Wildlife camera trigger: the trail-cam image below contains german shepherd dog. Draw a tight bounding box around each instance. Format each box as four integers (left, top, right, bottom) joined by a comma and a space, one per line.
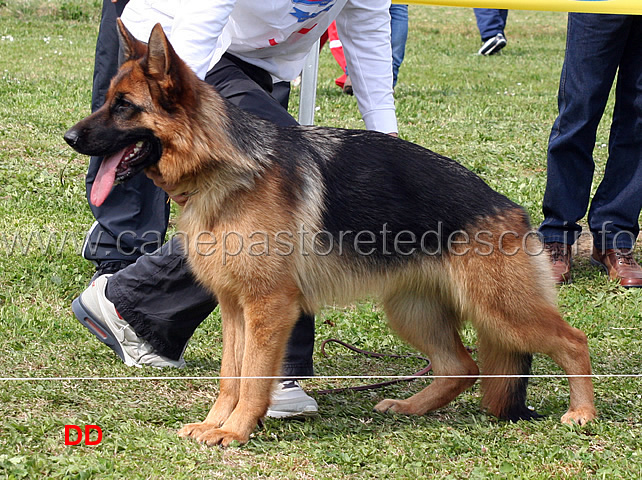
65, 20, 596, 446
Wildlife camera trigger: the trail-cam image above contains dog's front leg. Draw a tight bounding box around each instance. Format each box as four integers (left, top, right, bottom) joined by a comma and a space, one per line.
180, 291, 301, 447
178, 294, 245, 441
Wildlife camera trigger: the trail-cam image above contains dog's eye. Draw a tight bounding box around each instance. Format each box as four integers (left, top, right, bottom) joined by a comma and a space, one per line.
112, 98, 142, 116
115, 99, 134, 112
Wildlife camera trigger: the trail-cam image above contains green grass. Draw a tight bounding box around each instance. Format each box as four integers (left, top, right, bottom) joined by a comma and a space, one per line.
1, 2, 641, 478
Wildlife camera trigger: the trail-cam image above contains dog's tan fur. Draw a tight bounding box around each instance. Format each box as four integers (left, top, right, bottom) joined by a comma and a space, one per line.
66, 21, 596, 447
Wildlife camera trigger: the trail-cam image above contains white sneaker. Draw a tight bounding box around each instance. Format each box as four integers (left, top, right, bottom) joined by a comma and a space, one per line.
72, 274, 185, 368
266, 380, 318, 419
478, 33, 507, 56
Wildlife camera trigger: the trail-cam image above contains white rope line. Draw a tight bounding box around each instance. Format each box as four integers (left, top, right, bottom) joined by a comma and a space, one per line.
0, 374, 641, 381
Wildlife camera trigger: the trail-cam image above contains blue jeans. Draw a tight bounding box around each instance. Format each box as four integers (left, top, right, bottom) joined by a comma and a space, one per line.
539, 13, 642, 250
473, 8, 507, 41
390, 4, 408, 87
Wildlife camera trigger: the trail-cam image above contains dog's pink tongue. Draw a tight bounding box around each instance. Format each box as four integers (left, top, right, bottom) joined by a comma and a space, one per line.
90, 148, 126, 207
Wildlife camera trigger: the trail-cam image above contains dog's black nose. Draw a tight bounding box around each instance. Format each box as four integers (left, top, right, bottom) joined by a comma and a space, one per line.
63, 128, 79, 147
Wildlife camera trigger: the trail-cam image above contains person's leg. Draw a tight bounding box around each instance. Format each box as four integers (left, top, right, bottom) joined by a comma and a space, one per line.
389, 4, 408, 87
90, 0, 127, 114
107, 233, 315, 376
540, 13, 624, 247
589, 15, 642, 251
105, 237, 215, 360
83, 173, 169, 268
587, 15, 642, 287
84, 0, 170, 270
473, 9, 507, 40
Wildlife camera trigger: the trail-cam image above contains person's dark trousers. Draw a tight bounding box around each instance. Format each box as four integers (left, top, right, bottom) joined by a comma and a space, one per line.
84, 0, 170, 265
104, 53, 316, 377
272, 81, 291, 111
90, 0, 128, 114
539, 13, 642, 251
473, 8, 507, 40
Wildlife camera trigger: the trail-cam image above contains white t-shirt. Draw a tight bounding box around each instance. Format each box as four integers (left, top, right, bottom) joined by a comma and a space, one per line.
121, 0, 397, 133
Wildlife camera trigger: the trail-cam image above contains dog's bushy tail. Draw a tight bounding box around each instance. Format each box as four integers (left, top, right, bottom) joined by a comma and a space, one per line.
477, 343, 543, 421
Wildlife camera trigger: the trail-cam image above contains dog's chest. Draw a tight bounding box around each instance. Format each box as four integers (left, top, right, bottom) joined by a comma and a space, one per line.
177, 206, 296, 298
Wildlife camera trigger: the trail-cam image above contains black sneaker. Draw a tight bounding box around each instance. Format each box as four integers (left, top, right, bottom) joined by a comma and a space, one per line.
90, 260, 134, 283
478, 33, 507, 56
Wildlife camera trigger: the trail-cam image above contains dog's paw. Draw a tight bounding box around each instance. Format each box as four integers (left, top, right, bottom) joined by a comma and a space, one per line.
178, 422, 249, 447
561, 406, 597, 426
374, 398, 421, 415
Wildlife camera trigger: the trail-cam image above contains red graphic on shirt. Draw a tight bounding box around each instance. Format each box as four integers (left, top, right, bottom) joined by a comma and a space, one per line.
267, 22, 318, 47
298, 24, 317, 34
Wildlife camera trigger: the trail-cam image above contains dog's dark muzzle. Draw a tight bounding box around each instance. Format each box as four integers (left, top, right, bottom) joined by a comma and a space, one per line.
63, 128, 80, 148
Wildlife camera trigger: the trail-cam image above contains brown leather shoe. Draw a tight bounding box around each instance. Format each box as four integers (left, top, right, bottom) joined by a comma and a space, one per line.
544, 242, 572, 285
591, 247, 642, 287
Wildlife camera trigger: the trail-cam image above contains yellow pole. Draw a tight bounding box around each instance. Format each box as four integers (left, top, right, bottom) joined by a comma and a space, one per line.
394, 0, 642, 15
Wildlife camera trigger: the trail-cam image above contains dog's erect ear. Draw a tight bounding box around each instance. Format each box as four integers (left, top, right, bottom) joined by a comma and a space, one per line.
116, 18, 146, 61
146, 23, 175, 78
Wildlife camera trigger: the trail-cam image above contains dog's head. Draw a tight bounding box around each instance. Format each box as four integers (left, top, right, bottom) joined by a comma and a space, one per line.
64, 19, 200, 207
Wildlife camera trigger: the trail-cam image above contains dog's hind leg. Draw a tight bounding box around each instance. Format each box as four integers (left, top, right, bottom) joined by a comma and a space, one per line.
438, 215, 597, 425
375, 293, 479, 415
458, 240, 596, 425
475, 301, 596, 426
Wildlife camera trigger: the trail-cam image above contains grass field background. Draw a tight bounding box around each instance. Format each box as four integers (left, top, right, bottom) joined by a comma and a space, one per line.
1, 2, 642, 478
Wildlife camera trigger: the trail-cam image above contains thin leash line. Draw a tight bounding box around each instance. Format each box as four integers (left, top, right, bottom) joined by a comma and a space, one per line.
1, 374, 642, 381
